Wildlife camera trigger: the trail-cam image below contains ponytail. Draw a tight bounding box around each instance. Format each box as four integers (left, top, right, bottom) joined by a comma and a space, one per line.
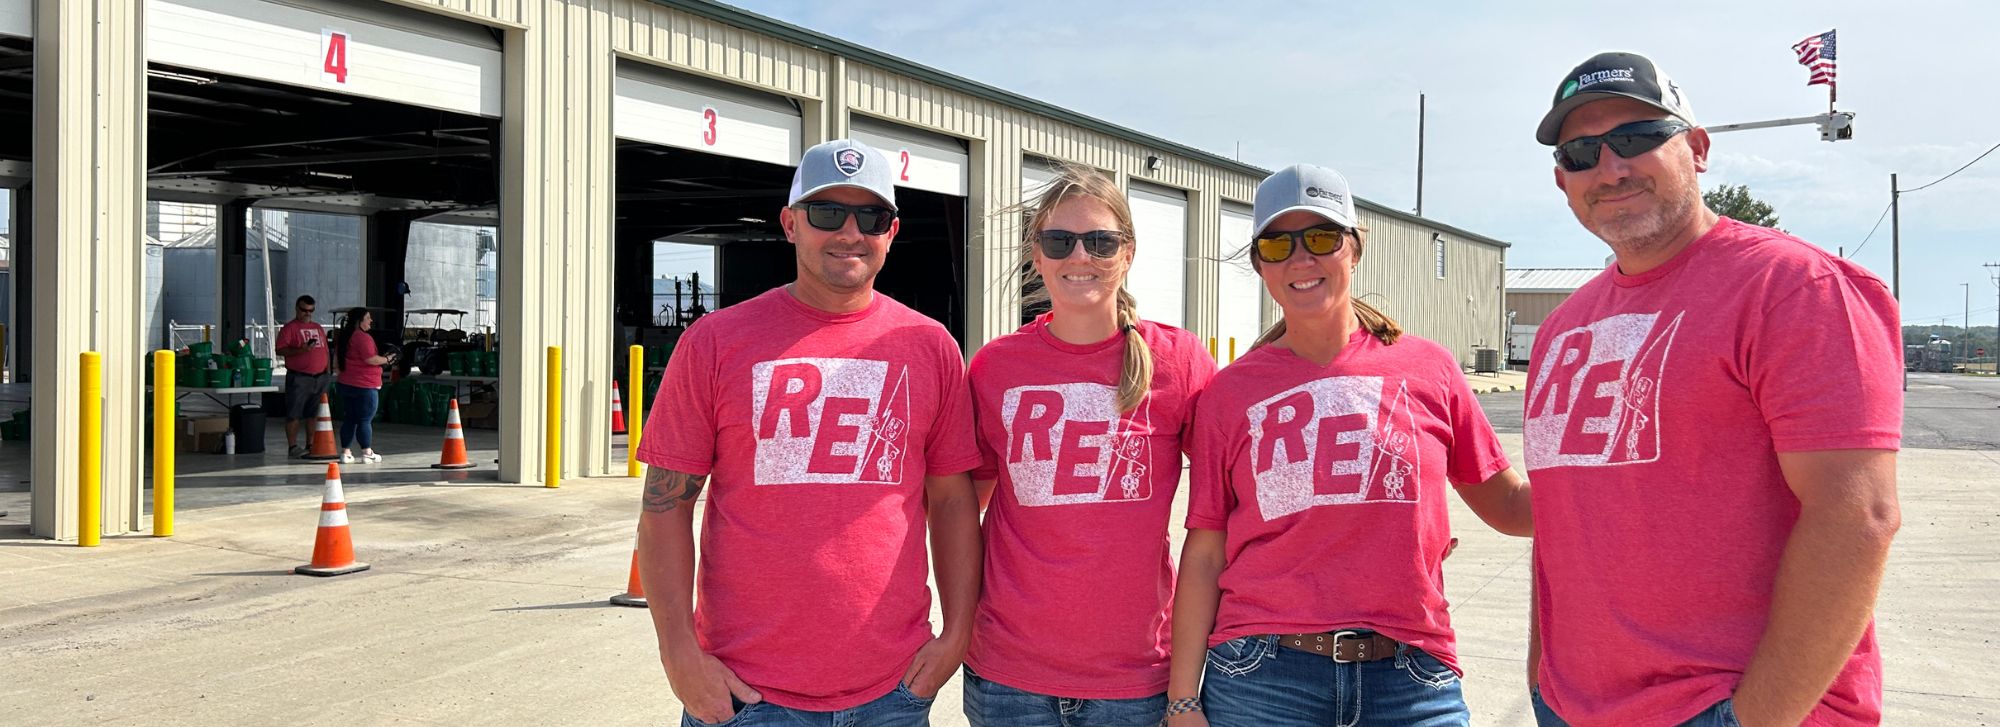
1114, 288, 1154, 414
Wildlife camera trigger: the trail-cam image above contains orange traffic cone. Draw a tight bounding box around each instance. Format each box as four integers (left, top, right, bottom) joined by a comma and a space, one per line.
430, 399, 476, 470
302, 393, 340, 462
609, 547, 647, 607
610, 382, 627, 435
296, 463, 370, 577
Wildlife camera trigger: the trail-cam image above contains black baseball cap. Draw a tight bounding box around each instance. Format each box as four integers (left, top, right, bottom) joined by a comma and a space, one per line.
1536, 51, 1697, 146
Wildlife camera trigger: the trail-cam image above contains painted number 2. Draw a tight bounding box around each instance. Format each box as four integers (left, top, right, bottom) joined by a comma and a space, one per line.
322, 31, 350, 84
701, 107, 718, 146
899, 150, 911, 181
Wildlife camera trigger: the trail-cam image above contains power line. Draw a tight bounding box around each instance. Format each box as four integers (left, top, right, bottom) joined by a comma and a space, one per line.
1901, 140, 2000, 194
1850, 140, 2000, 259
1843, 201, 1894, 259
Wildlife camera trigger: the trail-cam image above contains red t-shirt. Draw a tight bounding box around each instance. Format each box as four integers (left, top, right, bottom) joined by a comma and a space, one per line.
964, 315, 1216, 699
1525, 218, 1901, 727
635, 288, 983, 711
277, 319, 329, 374
1186, 330, 1508, 673
337, 330, 382, 389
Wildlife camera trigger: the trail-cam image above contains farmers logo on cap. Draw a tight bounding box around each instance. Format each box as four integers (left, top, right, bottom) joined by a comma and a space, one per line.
1306, 186, 1345, 203
834, 148, 866, 177
1560, 80, 1580, 99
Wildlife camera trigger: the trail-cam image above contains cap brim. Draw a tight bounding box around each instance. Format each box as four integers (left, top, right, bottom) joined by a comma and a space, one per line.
1254, 205, 1354, 238
1535, 90, 1688, 146
789, 182, 897, 211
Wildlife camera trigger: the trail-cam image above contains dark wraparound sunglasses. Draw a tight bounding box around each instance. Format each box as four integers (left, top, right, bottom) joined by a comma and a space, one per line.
1254, 223, 1351, 264
1554, 119, 1691, 172
792, 201, 897, 235
1036, 229, 1128, 260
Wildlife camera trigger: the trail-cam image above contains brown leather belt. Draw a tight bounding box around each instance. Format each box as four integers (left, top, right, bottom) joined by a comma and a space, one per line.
1275, 631, 1400, 663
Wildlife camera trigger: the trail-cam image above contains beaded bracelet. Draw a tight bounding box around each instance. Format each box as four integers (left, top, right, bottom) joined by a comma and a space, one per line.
1165, 696, 1202, 717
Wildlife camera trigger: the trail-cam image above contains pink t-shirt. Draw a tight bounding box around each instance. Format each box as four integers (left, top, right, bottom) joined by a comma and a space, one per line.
337, 330, 382, 389
964, 315, 1217, 699
1186, 329, 1509, 674
1525, 218, 1901, 727
635, 287, 983, 711
277, 319, 329, 374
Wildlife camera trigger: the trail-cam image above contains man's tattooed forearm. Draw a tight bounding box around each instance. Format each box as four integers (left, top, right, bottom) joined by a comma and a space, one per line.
642, 468, 708, 513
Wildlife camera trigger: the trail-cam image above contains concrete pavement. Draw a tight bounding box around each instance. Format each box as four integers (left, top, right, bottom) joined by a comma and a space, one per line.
4, 439, 1996, 724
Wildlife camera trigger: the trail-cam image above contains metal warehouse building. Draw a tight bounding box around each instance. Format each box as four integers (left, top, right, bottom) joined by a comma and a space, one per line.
0, 0, 1509, 540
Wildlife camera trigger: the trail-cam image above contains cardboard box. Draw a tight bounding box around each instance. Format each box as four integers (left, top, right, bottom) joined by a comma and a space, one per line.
457, 402, 498, 430
180, 415, 230, 453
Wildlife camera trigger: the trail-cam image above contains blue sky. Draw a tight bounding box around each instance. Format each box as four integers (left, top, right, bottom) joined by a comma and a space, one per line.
727, 0, 1999, 327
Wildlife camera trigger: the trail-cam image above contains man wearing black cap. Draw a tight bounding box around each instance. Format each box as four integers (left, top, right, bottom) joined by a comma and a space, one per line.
633, 138, 984, 725
1523, 52, 1902, 727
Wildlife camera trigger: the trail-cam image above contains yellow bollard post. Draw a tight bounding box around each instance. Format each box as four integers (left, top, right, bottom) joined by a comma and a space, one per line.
1208, 337, 1217, 360
1229, 337, 1238, 363
627, 344, 645, 478
545, 346, 561, 489
153, 350, 176, 537
79, 352, 102, 547
203, 325, 211, 343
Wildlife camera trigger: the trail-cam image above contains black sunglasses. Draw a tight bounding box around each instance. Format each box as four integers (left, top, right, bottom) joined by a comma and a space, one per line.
1554, 119, 1691, 172
792, 201, 897, 235
1036, 229, 1128, 260
1254, 223, 1351, 264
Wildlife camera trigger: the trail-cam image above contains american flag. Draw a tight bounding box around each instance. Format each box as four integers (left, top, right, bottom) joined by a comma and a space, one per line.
1793, 30, 1837, 87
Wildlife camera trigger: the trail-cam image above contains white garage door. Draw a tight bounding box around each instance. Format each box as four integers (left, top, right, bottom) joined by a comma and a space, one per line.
615, 64, 802, 167
850, 117, 967, 197
1022, 156, 1059, 209
1126, 182, 1187, 329
0, 0, 28, 39
1216, 202, 1262, 361
147, 0, 502, 117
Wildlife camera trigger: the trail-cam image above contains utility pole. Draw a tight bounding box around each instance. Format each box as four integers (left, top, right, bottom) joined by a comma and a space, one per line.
1416, 93, 1426, 217
1987, 263, 2000, 375
1963, 282, 1972, 365
1893, 174, 1902, 390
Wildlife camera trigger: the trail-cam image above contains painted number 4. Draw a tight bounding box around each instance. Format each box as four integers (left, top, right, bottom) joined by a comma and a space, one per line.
322, 30, 350, 84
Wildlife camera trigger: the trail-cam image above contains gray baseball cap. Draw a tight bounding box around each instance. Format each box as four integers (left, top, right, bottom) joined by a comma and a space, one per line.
1252, 164, 1358, 238
1536, 51, 1697, 146
787, 139, 898, 211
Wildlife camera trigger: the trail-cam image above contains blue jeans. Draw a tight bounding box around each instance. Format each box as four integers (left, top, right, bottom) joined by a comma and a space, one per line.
683, 683, 934, 727
1531, 686, 1740, 727
1200, 634, 1468, 727
961, 665, 1165, 727
337, 383, 378, 449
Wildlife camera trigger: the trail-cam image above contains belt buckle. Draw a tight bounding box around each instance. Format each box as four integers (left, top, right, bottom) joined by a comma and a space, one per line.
1328, 630, 1363, 663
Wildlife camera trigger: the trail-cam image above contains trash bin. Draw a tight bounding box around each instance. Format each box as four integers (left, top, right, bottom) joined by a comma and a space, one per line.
228, 404, 267, 455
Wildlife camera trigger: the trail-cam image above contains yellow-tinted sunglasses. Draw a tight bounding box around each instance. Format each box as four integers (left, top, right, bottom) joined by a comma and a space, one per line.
1255, 223, 1350, 264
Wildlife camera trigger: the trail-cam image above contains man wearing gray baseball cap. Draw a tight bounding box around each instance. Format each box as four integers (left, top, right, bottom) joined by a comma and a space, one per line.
635, 138, 984, 725
1524, 51, 1901, 727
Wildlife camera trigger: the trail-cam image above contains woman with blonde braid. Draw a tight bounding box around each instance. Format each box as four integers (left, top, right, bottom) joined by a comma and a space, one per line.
1166, 164, 1533, 727
961, 165, 1217, 727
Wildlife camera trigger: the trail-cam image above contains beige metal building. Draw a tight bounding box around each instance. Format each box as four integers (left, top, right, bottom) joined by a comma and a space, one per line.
1505, 268, 1601, 363
3, 0, 1509, 540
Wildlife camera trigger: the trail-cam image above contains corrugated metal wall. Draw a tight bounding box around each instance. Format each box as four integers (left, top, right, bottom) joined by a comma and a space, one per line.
1352, 210, 1508, 366
31, 0, 146, 538
1506, 292, 1572, 327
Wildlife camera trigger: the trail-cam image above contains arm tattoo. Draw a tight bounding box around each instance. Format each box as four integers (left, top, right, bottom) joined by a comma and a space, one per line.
642, 468, 708, 513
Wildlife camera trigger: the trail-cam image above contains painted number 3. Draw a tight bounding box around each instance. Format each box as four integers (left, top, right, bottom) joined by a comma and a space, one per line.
323, 32, 349, 84
701, 107, 718, 146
